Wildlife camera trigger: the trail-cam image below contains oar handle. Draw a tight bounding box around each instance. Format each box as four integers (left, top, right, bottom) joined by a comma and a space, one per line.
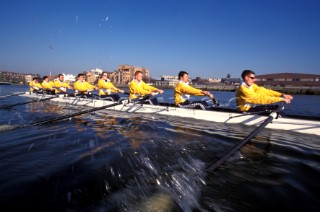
212, 98, 220, 106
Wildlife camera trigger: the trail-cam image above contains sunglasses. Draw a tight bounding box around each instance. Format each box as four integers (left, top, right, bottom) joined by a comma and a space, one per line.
248, 76, 256, 79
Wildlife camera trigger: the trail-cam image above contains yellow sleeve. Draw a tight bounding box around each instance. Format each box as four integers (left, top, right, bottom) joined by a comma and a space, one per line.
54, 80, 60, 88
129, 80, 154, 99
40, 82, 46, 89
85, 82, 95, 90
108, 82, 119, 93
97, 79, 104, 89
141, 82, 158, 93
64, 82, 72, 89
41, 82, 51, 90
236, 84, 283, 111
54, 80, 65, 88
179, 85, 203, 96
29, 82, 36, 92
30, 82, 42, 92
253, 84, 282, 97
49, 81, 55, 87
174, 82, 204, 105
74, 81, 86, 92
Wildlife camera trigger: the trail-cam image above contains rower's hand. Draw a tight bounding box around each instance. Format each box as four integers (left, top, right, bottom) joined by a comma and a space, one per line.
202, 91, 212, 96
283, 98, 291, 104
151, 92, 158, 96
283, 93, 293, 100
157, 89, 164, 94
119, 89, 125, 93
87, 89, 94, 92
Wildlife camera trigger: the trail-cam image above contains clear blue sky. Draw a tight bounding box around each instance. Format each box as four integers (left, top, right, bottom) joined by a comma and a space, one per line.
0, 0, 319, 79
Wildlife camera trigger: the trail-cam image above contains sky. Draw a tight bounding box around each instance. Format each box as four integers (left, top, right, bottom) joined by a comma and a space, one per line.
0, 0, 320, 79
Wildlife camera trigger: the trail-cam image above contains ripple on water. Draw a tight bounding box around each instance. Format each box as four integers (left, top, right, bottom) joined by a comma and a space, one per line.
0, 100, 319, 211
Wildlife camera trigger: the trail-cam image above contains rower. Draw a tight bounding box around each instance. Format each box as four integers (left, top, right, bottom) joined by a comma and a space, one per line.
174, 71, 218, 110
29, 77, 43, 93
54, 74, 73, 96
73, 73, 98, 98
41, 76, 56, 95
129, 70, 164, 105
236, 70, 293, 113
98, 72, 124, 101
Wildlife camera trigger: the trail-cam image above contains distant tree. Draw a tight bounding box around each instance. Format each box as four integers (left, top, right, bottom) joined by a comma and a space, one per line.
227, 74, 231, 79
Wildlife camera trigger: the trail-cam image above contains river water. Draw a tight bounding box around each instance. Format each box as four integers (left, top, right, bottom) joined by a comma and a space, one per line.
0, 85, 319, 211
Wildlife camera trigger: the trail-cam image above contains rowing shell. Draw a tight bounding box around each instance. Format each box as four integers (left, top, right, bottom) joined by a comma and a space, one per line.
19, 92, 320, 136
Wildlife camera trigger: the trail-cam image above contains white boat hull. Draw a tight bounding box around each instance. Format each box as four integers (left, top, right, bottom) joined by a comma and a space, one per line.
20, 93, 320, 136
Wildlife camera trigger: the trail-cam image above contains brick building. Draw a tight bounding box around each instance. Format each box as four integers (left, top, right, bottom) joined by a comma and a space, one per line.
117, 64, 150, 85
255, 73, 320, 86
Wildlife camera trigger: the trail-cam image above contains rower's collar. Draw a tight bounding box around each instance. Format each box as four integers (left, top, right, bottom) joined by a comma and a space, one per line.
180, 80, 189, 86
242, 81, 251, 88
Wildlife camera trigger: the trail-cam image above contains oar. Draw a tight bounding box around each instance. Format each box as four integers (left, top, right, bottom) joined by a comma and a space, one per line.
29, 99, 127, 126
0, 96, 59, 109
0, 92, 25, 99
206, 105, 285, 172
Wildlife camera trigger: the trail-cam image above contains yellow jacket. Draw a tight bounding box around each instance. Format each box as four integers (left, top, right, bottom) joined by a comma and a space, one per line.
98, 79, 120, 95
73, 80, 95, 94
41, 81, 55, 90
129, 79, 158, 99
54, 79, 72, 93
174, 81, 204, 105
29, 81, 42, 92
236, 83, 283, 111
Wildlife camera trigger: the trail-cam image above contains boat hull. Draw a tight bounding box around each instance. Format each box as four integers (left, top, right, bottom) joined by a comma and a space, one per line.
20, 92, 320, 136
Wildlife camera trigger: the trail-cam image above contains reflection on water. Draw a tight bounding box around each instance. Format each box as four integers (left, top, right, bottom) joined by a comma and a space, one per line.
0, 86, 320, 211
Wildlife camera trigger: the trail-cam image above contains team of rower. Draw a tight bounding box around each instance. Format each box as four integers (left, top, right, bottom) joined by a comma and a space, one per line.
29, 70, 294, 112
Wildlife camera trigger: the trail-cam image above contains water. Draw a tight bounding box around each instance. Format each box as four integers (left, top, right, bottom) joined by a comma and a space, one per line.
0, 85, 319, 211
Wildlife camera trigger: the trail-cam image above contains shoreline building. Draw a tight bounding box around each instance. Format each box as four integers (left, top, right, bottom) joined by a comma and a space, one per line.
255, 73, 320, 87
155, 75, 179, 87
117, 64, 150, 85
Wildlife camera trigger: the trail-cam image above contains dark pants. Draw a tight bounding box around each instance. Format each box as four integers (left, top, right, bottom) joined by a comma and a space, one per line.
100, 94, 120, 101
248, 105, 279, 113
43, 90, 56, 95
178, 100, 209, 110
133, 96, 159, 105
75, 93, 94, 98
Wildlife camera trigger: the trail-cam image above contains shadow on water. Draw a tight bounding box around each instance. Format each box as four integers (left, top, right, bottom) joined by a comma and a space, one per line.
0, 99, 319, 211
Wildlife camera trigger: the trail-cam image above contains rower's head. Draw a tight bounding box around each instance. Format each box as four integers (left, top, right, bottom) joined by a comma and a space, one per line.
58, 74, 64, 81
43, 76, 49, 82
32, 77, 38, 82
178, 71, 189, 83
134, 71, 143, 82
242, 70, 256, 86
101, 72, 108, 80
77, 73, 85, 82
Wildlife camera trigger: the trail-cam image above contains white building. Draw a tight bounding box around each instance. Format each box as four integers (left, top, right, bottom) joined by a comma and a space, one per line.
155, 75, 180, 87
160, 75, 178, 81
25, 75, 33, 83
155, 80, 178, 87
89, 68, 103, 77
63, 73, 76, 82
208, 78, 221, 83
